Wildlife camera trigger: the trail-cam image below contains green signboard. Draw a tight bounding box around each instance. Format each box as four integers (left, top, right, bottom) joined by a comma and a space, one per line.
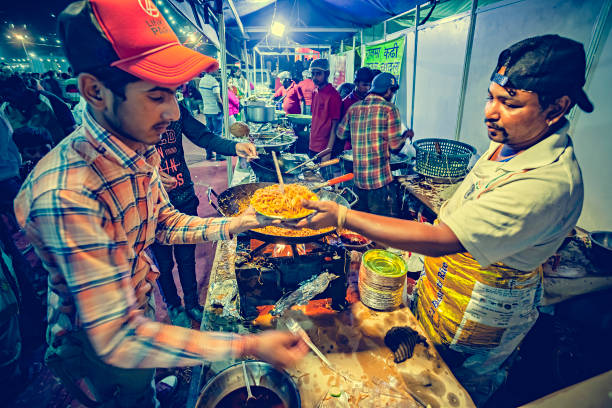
364, 36, 405, 77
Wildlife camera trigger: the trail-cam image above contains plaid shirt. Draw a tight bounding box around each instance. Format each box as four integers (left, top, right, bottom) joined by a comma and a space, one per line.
337, 94, 404, 189
14, 109, 246, 369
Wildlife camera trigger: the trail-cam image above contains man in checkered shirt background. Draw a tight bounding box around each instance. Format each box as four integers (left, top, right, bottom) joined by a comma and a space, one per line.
336, 72, 414, 216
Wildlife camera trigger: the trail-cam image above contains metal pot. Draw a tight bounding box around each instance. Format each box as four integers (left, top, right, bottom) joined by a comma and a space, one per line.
589, 231, 612, 271
245, 104, 276, 123
195, 360, 300, 408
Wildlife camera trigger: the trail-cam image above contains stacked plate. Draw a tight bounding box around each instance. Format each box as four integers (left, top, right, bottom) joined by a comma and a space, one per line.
358, 249, 407, 311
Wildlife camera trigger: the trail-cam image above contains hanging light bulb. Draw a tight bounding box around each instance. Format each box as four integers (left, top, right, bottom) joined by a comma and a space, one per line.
270, 21, 285, 37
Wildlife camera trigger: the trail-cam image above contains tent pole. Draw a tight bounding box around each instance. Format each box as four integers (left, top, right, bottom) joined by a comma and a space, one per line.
217, 8, 233, 186
253, 49, 257, 90
454, 0, 478, 141
243, 40, 250, 97
410, 4, 420, 129
360, 29, 364, 65
260, 53, 264, 85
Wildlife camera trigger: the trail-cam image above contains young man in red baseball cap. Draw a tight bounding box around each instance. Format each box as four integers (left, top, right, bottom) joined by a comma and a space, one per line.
13, 1, 307, 406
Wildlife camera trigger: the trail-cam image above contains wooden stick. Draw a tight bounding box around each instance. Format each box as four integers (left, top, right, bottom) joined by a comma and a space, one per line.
271, 151, 285, 192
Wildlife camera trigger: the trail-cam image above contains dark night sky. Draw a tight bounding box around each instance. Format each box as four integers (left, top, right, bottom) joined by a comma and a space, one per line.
1, 1, 79, 60
1, 1, 190, 63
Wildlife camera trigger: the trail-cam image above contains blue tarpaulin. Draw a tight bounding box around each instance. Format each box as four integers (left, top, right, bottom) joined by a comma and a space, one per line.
224, 0, 425, 46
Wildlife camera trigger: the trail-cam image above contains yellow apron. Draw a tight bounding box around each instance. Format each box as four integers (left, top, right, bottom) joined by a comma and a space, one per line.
415, 251, 542, 356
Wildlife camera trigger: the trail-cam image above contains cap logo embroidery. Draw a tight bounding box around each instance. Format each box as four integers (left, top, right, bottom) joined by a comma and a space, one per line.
491, 72, 508, 87
138, 0, 160, 17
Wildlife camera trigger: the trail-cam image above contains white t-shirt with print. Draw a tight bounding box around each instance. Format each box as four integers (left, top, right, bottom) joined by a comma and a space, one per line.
440, 121, 583, 271
199, 74, 220, 115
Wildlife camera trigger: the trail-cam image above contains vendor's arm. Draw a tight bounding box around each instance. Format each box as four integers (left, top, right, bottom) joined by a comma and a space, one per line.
24, 189, 305, 369
180, 104, 238, 157
273, 87, 285, 101
324, 93, 343, 160
297, 174, 570, 265
156, 176, 270, 244
324, 119, 339, 161
388, 105, 412, 154
295, 200, 464, 257
336, 109, 351, 141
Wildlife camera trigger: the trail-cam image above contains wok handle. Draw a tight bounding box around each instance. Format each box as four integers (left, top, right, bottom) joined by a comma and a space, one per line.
315, 158, 339, 169
327, 173, 354, 186
340, 187, 359, 208
316, 147, 332, 158
311, 173, 354, 191
207, 187, 225, 217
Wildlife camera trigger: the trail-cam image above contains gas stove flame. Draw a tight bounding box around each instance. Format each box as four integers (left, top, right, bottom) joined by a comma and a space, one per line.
271, 244, 307, 257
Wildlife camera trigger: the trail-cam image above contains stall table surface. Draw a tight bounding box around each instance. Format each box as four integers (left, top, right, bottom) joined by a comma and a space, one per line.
191, 239, 475, 408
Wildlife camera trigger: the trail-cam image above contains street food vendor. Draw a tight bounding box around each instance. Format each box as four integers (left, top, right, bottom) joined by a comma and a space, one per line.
336, 72, 413, 217
298, 69, 316, 114
273, 70, 304, 114
309, 58, 343, 163
295, 34, 592, 405
13, 1, 307, 406
273, 71, 290, 100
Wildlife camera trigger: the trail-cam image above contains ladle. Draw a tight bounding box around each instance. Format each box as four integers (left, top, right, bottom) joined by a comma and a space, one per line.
241, 361, 256, 404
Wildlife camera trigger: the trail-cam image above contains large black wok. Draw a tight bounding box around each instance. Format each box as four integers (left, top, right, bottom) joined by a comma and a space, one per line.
249, 153, 306, 183
207, 182, 358, 244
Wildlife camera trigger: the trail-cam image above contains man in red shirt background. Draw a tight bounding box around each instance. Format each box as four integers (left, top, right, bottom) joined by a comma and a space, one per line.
276, 71, 304, 114
272, 71, 290, 100
298, 70, 315, 114
309, 59, 342, 163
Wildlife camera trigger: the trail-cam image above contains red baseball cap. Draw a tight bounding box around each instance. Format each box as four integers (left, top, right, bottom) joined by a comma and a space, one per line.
58, 0, 218, 88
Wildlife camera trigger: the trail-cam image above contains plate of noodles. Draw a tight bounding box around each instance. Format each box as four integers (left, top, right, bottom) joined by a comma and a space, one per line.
250, 183, 318, 221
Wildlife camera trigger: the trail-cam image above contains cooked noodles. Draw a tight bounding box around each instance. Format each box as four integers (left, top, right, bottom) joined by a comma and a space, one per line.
250, 184, 317, 219
254, 225, 334, 237
234, 198, 332, 237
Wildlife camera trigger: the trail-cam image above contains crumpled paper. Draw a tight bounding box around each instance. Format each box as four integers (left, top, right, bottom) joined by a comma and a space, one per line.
209, 279, 241, 318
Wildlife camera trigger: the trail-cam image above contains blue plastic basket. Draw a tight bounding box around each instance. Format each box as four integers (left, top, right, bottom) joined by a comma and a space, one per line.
413, 138, 476, 179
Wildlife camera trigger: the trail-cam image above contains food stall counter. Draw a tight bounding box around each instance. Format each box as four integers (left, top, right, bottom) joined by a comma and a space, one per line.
191, 239, 475, 408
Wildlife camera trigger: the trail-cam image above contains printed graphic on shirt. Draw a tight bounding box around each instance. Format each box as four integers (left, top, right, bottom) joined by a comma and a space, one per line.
156, 129, 185, 187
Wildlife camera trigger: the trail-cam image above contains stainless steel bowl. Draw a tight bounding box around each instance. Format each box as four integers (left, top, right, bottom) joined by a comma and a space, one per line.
195, 360, 300, 408
589, 231, 612, 271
